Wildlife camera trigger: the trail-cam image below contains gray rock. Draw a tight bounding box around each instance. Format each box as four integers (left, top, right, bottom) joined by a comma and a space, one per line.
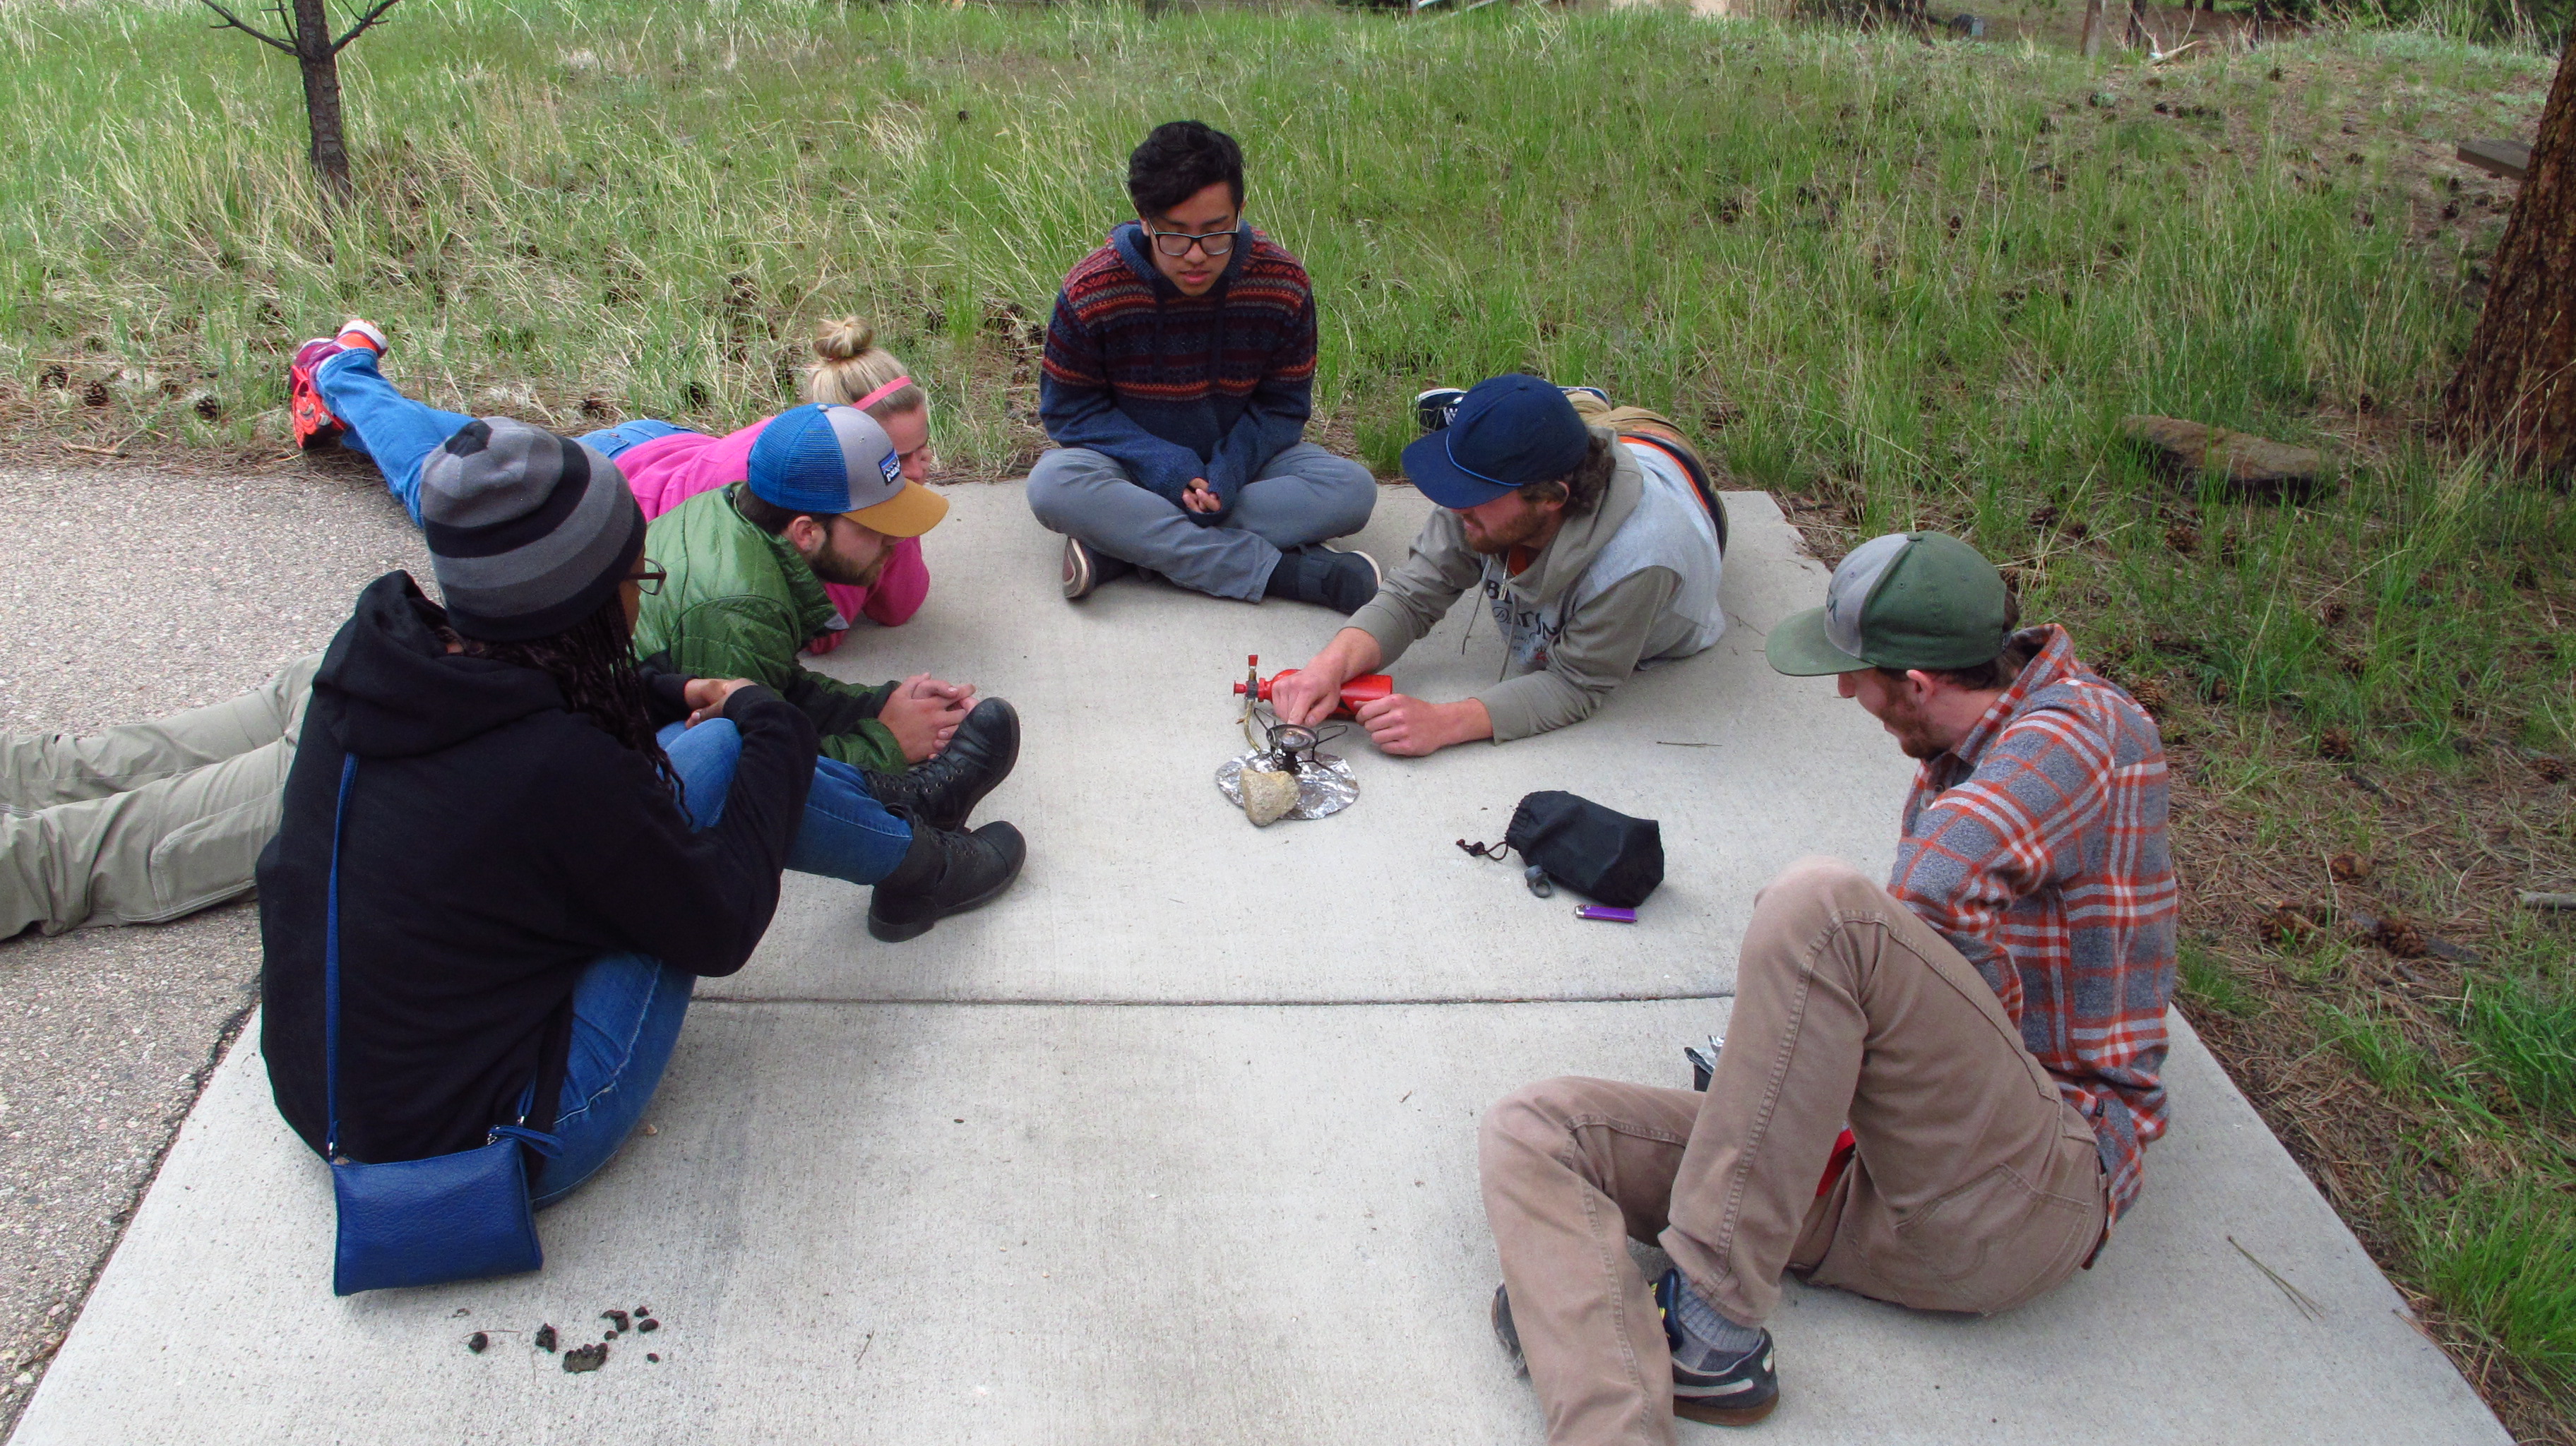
2121, 414, 2327, 501
1239, 767, 1299, 827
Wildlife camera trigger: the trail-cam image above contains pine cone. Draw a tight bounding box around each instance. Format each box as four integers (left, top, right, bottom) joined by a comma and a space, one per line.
2371, 913, 2428, 959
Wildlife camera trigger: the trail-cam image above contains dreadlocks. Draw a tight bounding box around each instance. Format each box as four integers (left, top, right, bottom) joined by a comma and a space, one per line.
439, 592, 681, 804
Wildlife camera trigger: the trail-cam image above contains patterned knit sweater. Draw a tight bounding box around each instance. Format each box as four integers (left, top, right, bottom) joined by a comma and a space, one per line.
1038, 221, 1319, 518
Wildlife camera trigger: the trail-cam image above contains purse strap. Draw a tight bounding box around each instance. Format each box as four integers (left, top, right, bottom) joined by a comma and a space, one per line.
323, 753, 558, 1163
323, 754, 356, 1160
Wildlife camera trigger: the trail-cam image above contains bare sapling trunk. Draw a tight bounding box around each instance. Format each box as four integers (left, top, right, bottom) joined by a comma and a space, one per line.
2442, 32, 2576, 479
198, 0, 402, 204
2080, 0, 2106, 57
294, 0, 352, 201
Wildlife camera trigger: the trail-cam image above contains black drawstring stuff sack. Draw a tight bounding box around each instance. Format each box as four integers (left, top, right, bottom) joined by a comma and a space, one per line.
1460, 791, 1665, 908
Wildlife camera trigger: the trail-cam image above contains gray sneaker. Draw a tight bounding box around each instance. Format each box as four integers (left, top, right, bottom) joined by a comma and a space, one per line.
1061, 536, 1133, 601
1657, 1268, 1780, 1426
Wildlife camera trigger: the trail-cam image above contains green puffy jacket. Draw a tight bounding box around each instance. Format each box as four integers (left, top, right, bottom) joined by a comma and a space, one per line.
633, 484, 906, 772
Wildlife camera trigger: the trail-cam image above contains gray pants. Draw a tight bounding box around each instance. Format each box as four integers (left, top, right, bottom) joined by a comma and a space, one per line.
1025, 443, 1377, 602
1, 654, 318, 938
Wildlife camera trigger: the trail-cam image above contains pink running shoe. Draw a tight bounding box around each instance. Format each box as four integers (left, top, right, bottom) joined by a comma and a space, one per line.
286, 319, 386, 451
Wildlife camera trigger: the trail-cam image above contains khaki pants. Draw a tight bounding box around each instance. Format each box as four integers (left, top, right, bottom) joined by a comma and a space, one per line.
1479, 858, 2107, 1446
0, 654, 319, 938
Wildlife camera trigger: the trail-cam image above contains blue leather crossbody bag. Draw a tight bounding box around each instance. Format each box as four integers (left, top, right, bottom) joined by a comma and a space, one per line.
323, 754, 561, 1296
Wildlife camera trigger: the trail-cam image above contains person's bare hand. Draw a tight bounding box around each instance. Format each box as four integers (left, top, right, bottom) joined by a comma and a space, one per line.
879, 671, 972, 763
682, 677, 760, 727
911, 676, 978, 710
1269, 667, 1343, 727
1355, 693, 1460, 758
1181, 478, 1220, 514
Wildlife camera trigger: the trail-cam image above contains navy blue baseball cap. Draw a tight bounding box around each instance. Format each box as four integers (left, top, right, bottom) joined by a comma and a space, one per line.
745, 403, 947, 537
1401, 374, 1591, 510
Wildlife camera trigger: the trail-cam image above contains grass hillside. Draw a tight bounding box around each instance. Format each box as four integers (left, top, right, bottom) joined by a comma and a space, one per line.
0, 0, 2568, 1435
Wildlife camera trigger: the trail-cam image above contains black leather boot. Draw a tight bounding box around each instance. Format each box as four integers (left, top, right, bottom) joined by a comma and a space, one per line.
861, 698, 1020, 832
866, 818, 1027, 943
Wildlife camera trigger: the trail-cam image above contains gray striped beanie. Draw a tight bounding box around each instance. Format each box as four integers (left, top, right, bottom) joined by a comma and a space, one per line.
418, 418, 646, 642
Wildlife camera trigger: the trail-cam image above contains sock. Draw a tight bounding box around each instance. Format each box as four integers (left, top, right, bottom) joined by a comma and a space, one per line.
1666, 1272, 1765, 1366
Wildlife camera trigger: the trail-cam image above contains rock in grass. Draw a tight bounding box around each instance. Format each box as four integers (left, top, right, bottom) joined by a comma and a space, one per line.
1241, 767, 1299, 827
2121, 415, 2325, 501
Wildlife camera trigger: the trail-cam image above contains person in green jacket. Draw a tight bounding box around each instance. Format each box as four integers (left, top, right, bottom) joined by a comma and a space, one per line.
636, 402, 1027, 940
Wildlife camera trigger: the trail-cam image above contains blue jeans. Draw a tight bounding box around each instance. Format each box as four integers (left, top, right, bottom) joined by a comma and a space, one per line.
655, 719, 914, 885
525, 719, 913, 1205
578, 419, 696, 458
527, 948, 695, 1207
313, 349, 472, 526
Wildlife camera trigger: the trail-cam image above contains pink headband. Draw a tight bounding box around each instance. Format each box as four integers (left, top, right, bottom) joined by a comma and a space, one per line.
851, 375, 917, 412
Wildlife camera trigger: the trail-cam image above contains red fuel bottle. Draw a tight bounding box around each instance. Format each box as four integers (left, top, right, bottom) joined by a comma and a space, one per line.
1232, 656, 1393, 719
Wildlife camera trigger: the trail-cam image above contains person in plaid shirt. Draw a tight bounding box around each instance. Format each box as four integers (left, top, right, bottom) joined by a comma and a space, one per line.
1478, 531, 2174, 1443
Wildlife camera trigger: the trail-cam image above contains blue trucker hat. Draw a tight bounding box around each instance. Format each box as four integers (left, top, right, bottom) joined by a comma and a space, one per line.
1401, 374, 1592, 509
745, 403, 947, 537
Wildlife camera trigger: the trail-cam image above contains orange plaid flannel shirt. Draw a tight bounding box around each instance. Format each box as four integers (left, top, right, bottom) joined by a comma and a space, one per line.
1886, 626, 2178, 1217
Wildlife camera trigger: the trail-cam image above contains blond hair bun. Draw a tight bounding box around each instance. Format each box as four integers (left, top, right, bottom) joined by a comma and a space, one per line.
815, 318, 876, 362
805, 313, 926, 414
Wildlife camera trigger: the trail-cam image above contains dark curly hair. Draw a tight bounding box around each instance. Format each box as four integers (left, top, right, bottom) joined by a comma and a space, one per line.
1127, 120, 1244, 218
439, 592, 681, 804
1515, 431, 1618, 518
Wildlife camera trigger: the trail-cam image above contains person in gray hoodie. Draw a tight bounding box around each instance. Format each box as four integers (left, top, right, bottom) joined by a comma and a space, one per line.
1271, 375, 1726, 754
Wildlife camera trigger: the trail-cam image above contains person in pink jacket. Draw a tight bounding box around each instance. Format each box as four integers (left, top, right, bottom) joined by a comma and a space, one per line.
581, 319, 937, 655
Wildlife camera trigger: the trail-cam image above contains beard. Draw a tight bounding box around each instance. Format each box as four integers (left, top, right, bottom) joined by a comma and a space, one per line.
1461, 503, 1553, 557
810, 549, 887, 589
1874, 693, 1950, 760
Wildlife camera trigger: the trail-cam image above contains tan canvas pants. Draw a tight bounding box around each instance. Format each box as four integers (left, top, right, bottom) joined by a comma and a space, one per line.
0, 653, 320, 938
1479, 858, 2108, 1446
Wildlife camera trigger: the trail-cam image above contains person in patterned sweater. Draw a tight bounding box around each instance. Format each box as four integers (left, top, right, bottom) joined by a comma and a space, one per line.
1030, 120, 1381, 610
1478, 532, 2176, 1442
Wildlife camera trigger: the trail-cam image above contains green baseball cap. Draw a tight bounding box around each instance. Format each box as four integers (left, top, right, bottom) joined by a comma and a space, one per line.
1766, 531, 2011, 676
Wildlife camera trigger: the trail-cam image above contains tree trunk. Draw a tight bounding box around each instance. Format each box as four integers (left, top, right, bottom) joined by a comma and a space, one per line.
292, 0, 353, 202
2080, 0, 2106, 56
2443, 32, 2576, 478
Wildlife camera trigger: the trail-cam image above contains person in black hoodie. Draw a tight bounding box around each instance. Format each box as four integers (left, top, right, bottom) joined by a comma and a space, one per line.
260, 418, 816, 1199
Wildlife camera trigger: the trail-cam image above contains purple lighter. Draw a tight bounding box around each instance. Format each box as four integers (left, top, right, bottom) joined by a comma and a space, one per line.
1574, 906, 1638, 924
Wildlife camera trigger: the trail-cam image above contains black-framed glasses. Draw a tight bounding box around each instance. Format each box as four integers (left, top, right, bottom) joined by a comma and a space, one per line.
1146, 221, 1238, 258
632, 560, 668, 596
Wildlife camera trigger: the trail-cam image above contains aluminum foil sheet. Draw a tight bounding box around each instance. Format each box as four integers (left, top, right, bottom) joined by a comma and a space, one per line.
1215, 749, 1358, 820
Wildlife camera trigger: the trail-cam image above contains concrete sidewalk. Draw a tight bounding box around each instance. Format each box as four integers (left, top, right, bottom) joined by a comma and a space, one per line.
8, 485, 2509, 1445
741, 485, 1914, 1005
